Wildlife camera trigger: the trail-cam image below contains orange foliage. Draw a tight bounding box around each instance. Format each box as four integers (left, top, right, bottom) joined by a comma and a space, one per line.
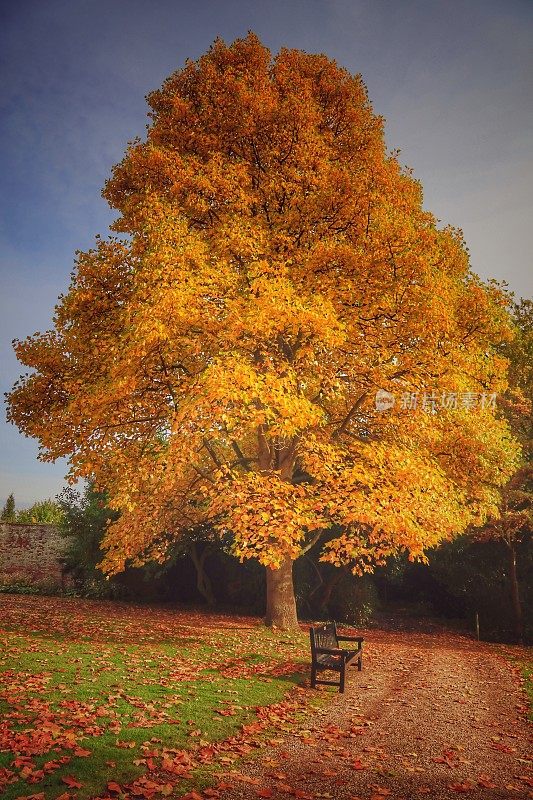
7, 34, 519, 577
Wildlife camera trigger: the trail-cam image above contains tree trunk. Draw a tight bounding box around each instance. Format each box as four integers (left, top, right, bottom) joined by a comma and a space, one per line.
508, 543, 524, 644
188, 542, 216, 606
265, 556, 298, 630
318, 567, 345, 614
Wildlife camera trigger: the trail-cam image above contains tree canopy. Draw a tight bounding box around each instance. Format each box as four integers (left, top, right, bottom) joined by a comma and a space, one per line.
7, 34, 519, 627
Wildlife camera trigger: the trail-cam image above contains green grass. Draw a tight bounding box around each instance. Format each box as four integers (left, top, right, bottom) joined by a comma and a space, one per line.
521, 662, 533, 721
0, 594, 310, 799
500, 644, 533, 723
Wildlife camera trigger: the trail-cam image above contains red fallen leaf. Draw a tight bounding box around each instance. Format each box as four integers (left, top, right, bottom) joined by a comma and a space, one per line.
107, 782, 122, 794
160, 786, 173, 797
203, 791, 220, 798
20, 766, 34, 779
41, 722, 62, 737
178, 793, 203, 800
256, 790, 273, 798
448, 781, 475, 793
116, 740, 136, 748
61, 776, 83, 789
43, 761, 61, 772
477, 777, 496, 789
235, 774, 260, 785
13, 757, 33, 768
13, 794, 45, 800
105, 760, 117, 767
55, 794, 72, 800
352, 760, 366, 770
274, 784, 294, 794
433, 751, 456, 768
73, 747, 91, 757
491, 743, 516, 753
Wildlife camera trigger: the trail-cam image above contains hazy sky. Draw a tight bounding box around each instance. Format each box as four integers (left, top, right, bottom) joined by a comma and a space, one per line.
1, 0, 532, 507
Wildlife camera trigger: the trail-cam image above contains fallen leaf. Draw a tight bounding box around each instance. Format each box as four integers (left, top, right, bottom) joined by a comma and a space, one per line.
448, 781, 475, 793
61, 776, 83, 789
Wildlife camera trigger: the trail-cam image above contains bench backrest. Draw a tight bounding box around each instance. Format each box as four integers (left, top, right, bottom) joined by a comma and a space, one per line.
310, 622, 338, 654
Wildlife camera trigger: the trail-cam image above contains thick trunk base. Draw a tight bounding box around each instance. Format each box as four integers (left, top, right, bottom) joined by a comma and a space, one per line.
265, 556, 298, 630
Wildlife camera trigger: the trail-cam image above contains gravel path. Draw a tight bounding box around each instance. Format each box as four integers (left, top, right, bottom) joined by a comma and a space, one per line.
215, 629, 532, 800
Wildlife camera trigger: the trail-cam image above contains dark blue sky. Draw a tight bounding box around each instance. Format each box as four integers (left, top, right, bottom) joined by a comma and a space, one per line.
1, 0, 532, 506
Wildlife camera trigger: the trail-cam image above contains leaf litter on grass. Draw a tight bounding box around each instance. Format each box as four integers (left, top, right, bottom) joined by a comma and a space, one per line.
0, 594, 312, 800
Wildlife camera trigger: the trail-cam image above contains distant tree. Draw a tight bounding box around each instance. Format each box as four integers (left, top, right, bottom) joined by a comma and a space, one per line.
1, 493, 15, 521
58, 483, 118, 581
16, 499, 64, 525
472, 298, 533, 642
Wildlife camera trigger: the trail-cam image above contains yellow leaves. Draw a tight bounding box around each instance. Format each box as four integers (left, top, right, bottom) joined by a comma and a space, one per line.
208, 471, 326, 567
183, 353, 325, 439
224, 274, 346, 353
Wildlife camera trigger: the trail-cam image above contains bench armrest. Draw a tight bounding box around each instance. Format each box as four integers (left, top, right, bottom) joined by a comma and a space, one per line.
337, 635, 364, 644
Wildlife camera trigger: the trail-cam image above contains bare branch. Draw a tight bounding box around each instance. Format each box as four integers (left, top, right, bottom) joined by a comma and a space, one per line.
300, 530, 323, 555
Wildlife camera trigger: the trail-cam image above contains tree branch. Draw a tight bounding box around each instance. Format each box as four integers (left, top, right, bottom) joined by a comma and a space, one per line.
333, 391, 368, 438
202, 437, 223, 469
300, 530, 323, 555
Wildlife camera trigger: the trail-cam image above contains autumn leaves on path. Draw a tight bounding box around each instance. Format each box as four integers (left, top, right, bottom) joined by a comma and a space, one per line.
215, 631, 532, 800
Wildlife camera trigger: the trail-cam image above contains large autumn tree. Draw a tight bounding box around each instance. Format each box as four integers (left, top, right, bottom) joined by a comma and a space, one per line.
8, 34, 518, 628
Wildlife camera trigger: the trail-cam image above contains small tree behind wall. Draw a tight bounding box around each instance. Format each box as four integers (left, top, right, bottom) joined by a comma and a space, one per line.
1, 494, 16, 522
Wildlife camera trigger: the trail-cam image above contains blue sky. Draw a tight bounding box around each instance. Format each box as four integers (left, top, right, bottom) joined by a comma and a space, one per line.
1, 0, 532, 507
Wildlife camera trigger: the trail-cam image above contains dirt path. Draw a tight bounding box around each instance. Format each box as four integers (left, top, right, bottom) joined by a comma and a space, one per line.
215, 629, 532, 800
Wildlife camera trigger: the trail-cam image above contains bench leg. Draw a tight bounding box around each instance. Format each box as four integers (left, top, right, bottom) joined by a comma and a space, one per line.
311, 665, 317, 689
358, 654, 362, 671
339, 664, 346, 693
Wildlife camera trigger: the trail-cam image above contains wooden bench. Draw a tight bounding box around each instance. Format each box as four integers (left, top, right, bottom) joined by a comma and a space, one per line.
309, 621, 364, 693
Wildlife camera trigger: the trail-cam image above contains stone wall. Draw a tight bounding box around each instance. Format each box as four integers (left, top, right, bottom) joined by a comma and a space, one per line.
0, 523, 69, 586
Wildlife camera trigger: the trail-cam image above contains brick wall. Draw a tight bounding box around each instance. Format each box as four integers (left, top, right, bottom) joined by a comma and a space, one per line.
0, 523, 69, 586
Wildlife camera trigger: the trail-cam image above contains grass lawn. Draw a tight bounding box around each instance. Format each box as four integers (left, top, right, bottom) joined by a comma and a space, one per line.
0, 594, 311, 800
519, 660, 533, 721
